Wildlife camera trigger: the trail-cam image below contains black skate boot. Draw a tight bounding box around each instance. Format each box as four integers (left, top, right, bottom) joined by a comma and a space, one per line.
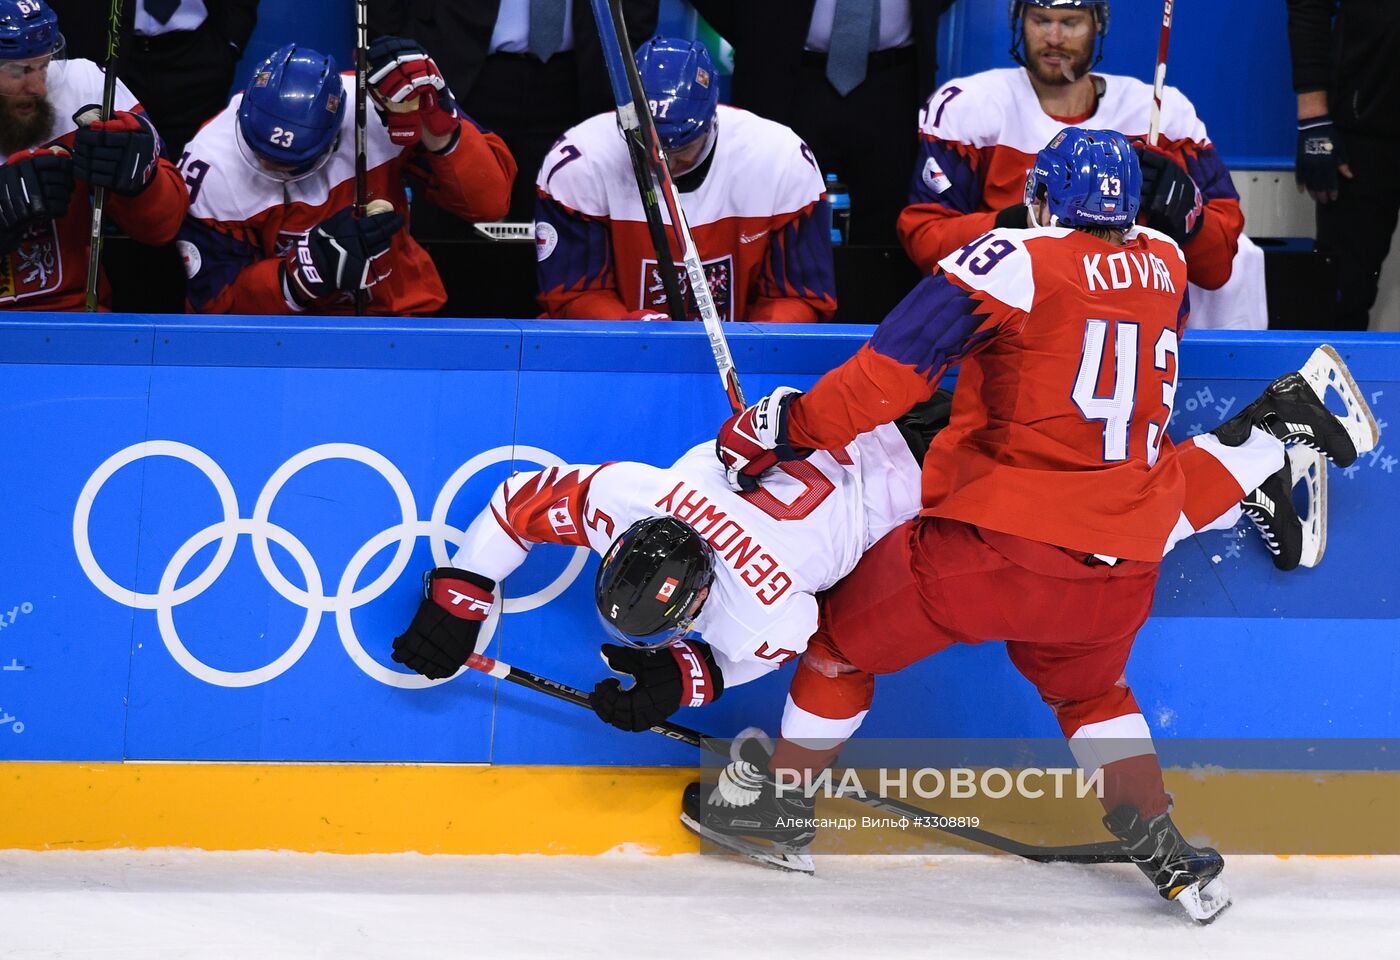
681, 755, 817, 875
1103, 805, 1232, 923
1213, 345, 1378, 468
1241, 459, 1305, 571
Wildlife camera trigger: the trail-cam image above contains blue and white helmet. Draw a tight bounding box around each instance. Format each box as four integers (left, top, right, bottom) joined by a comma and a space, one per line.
0, 0, 66, 92
236, 44, 344, 181
1009, 0, 1110, 68
635, 37, 718, 150
1024, 127, 1140, 229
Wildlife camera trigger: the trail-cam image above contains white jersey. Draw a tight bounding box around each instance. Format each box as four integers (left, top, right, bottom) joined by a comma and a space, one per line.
904, 66, 1264, 329
534, 105, 836, 322
451, 425, 921, 686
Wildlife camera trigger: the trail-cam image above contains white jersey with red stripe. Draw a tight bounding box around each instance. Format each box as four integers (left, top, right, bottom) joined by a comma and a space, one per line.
906, 67, 1264, 329
451, 424, 921, 686
534, 105, 836, 323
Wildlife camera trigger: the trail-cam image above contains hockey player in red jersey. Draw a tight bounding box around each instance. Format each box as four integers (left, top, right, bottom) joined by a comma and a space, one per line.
0, 0, 188, 310
901, 0, 1264, 329
175, 40, 515, 315
533, 37, 836, 323
707, 128, 1378, 921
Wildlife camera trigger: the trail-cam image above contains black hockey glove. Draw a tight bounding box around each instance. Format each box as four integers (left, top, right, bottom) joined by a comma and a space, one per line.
994, 203, 1031, 229
1296, 114, 1347, 202
73, 105, 161, 195
1134, 144, 1204, 245
391, 568, 496, 680
283, 203, 404, 305
591, 639, 724, 733
0, 147, 74, 233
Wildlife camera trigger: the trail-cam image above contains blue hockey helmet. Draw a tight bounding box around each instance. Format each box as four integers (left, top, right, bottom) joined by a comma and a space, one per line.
236, 43, 344, 180
0, 0, 65, 93
635, 37, 718, 150
1009, 0, 1110, 69
0, 0, 60, 60
1024, 127, 1140, 229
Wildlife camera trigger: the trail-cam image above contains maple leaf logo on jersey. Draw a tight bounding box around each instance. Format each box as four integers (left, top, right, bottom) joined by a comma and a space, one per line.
548, 498, 577, 536
655, 577, 679, 602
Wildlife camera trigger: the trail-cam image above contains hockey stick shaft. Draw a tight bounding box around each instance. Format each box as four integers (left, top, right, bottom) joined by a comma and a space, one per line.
586, 0, 687, 327
462, 651, 1130, 863
589, 0, 747, 414
1147, 0, 1175, 146
353, 0, 369, 316
84, 0, 124, 313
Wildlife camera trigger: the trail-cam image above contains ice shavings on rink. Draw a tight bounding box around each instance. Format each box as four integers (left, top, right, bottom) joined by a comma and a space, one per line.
0, 850, 1397, 960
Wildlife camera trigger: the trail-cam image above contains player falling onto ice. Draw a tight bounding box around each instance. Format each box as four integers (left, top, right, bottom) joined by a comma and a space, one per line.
702, 128, 1377, 921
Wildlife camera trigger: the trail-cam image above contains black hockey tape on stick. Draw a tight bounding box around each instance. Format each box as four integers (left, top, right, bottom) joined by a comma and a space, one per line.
353, 0, 369, 316
85, 0, 125, 312
462, 651, 1131, 863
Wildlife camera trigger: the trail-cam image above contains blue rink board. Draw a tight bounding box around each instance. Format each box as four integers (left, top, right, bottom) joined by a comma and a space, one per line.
0, 316, 1396, 765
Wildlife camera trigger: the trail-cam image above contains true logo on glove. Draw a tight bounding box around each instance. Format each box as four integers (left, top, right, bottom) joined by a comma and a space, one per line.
445, 588, 492, 616
674, 641, 711, 708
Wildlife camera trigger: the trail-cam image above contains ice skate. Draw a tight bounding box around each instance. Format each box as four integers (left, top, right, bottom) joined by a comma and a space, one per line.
1103, 805, 1232, 923
1241, 446, 1327, 570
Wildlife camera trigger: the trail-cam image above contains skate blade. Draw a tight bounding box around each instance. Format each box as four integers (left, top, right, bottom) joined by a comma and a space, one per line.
1173, 875, 1232, 924
1288, 446, 1327, 568
679, 813, 815, 875
1303, 345, 1381, 456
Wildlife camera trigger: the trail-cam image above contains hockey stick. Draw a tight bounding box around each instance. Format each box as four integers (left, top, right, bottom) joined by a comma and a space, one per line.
585, 0, 687, 330
84, 0, 124, 312
1147, 0, 1175, 146
463, 651, 1131, 863
588, 0, 747, 414
353, 0, 369, 316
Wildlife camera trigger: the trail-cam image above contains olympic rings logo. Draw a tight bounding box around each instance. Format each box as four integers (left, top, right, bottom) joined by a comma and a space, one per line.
72, 441, 589, 690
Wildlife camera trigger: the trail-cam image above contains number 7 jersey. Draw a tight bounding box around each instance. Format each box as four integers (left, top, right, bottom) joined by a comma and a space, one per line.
787, 224, 1191, 562
449, 426, 922, 687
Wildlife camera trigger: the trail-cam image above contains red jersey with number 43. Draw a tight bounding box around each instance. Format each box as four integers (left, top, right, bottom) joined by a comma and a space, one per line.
788, 224, 1190, 562
449, 426, 920, 687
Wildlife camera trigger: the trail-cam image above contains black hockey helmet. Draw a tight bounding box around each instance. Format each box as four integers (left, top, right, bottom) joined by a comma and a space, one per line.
595, 516, 716, 648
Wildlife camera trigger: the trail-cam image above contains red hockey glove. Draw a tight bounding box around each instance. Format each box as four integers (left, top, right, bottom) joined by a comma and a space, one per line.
73, 106, 161, 195
623, 309, 671, 321
714, 386, 810, 492
391, 567, 496, 680
366, 36, 458, 147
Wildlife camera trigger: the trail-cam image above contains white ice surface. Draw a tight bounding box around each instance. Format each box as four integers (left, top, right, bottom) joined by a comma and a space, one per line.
0, 850, 1397, 959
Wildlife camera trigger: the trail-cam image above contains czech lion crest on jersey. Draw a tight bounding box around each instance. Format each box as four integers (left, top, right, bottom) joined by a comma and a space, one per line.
640, 254, 733, 322
0, 223, 62, 304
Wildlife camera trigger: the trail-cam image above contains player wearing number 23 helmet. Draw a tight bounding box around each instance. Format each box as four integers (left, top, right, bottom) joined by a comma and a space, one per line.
175, 39, 515, 316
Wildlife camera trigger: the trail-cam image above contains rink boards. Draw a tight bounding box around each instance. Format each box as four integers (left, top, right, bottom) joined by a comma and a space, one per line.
0, 317, 1396, 852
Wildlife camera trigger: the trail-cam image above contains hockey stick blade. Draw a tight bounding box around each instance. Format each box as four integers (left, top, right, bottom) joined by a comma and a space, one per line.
460, 652, 1130, 863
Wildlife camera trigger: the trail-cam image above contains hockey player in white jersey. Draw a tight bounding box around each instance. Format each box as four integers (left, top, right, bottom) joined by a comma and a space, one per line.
901, 0, 1266, 330
391, 414, 927, 729
534, 37, 837, 324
